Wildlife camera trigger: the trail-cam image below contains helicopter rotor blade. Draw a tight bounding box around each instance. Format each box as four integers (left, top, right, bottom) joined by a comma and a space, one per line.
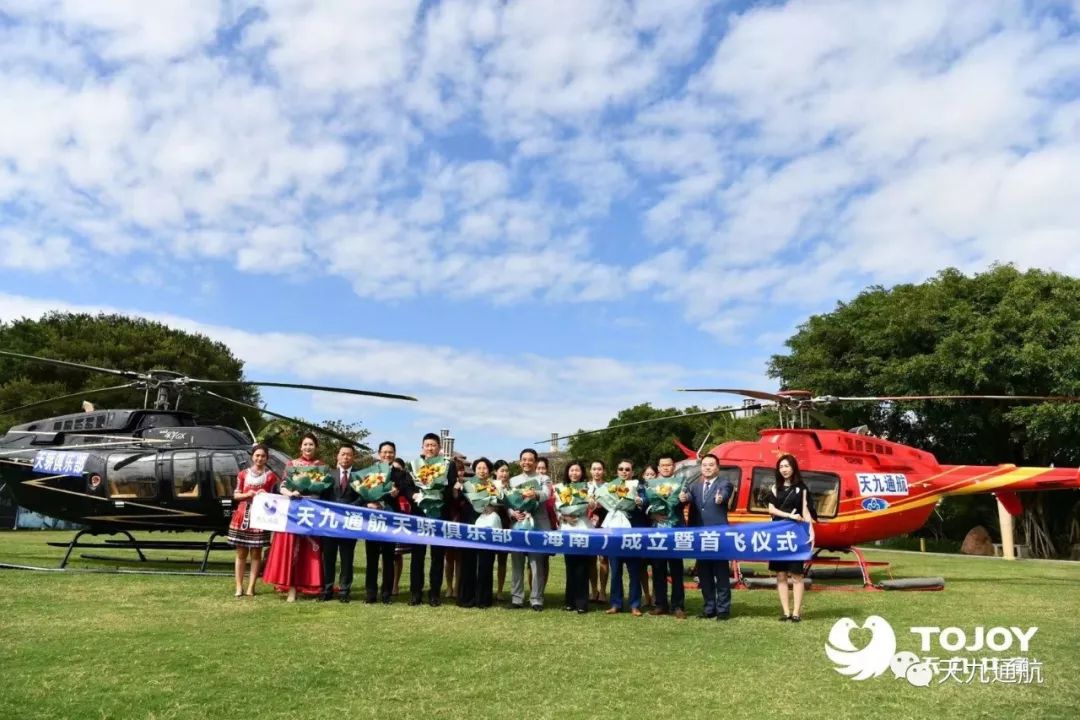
676, 388, 791, 404
540, 405, 763, 445
0, 350, 143, 380
187, 379, 417, 402
0, 382, 141, 417
193, 388, 369, 449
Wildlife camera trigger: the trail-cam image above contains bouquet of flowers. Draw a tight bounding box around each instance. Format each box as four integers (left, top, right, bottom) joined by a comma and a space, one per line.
506, 479, 541, 530
464, 476, 502, 514
350, 463, 396, 508
412, 457, 449, 518
645, 477, 685, 527
594, 479, 638, 528
554, 482, 590, 520
283, 464, 333, 494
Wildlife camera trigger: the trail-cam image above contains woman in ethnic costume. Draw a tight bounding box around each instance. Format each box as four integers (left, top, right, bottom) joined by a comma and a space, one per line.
227, 444, 279, 597
262, 433, 325, 602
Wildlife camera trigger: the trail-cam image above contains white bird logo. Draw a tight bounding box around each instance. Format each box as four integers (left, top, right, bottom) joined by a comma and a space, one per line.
825, 615, 897, 680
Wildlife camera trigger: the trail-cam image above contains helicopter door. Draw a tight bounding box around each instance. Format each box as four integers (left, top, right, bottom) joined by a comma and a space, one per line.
160, 450, 202, 516
104, 452, 159, 516
210, 452, 242, 521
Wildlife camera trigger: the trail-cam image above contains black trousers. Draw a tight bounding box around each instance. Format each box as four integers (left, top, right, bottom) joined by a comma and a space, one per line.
321, 537, 356, 596
651, 558, 685, 611
564, 554, 589, 612
410, 544, 445, 602
698, 559, 731, 616
457, 548, 478, 607
476, 550, 495, 608
364, 540, 394, 601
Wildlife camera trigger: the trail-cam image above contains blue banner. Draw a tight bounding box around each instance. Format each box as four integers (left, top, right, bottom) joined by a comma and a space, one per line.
32, 450, 89, 476
250, 496, 812, 561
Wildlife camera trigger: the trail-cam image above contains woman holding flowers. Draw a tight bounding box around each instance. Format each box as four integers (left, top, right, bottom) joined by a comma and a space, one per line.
263, 433, 328, 602
492, 460, 512, 600
555, 461, 591, 613
585, 460, 609, 605
227, 444, 279, 597
460, 457, 502, 608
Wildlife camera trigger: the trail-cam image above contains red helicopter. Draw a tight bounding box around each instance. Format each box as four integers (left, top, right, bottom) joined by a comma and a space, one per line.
557, 388, 1080, 590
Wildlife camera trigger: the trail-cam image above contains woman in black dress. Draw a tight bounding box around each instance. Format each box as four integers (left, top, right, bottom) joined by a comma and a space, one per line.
767, 453, 816, 622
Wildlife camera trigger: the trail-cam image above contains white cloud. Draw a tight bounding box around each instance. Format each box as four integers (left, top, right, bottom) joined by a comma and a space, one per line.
1, 0, 1080, 341
0, 232, 77, 271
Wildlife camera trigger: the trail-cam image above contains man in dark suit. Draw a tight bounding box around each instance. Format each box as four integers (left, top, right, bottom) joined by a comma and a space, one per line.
362, 441, 412, 604
649, 456, 687, 619
409, 432, 458, 607
680, 453, 734, 620
320, 443, 359, 602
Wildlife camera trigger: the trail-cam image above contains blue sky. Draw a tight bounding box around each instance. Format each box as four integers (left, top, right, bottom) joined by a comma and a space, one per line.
2, 1, 1080, 460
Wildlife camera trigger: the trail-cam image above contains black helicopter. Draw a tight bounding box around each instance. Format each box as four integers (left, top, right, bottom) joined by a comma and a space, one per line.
0, 350, 416, 566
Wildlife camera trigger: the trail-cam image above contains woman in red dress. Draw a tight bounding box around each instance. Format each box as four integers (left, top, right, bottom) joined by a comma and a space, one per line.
227, 444, 279, 597
262, 433, 325, 602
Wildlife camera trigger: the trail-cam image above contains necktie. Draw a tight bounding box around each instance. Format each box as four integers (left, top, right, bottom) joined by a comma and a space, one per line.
704, 479, 711, 503
339, 469, 347, 492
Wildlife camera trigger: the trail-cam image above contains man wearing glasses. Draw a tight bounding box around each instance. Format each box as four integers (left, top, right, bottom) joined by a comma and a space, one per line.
605, 460, 648, 616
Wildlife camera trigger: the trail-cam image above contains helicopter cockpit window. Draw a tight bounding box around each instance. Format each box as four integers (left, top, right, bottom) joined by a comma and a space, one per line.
211, 453, 240, 498
106, 454, 158, 499
172, 451, 199, 498
749, 468, 839, 519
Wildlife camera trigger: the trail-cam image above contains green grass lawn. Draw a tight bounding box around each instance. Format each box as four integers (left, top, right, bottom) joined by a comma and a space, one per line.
1, 531, 1077, 720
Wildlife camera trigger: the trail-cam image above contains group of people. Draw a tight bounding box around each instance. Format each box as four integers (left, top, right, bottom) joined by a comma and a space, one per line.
226, 432, 817, 622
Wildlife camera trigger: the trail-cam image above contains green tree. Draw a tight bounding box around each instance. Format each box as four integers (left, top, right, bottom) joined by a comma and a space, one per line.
258, 418, 372, 466
568, 404, 746, 472
769, 265, 1080, 556
0, 313, 262, 431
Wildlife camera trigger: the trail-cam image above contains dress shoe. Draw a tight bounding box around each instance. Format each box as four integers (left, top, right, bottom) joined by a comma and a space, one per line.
508, 602, 524, 610
604, 607, 620, 615
381, 597, 393, 605
674, 609, 687, 620
779, 615, 791, 622
338, 594, 351, 603
648, 607, 669, 617
791, 615, 802, 623
563, 605, 575, 612
716, 613, 731, 621
429, 597, 441, 607
531, 605, 543, 612
317, 593, 332, 602
697, 611, 716, 619
408, 597, 422, 606
631, 608, 643, 617
576, 608, 587, 615
364, 596, 377, 604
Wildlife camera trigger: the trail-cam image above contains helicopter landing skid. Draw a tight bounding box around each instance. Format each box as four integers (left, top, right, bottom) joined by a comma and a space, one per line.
807, 546, 887, 590
58, 528, 147, 569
